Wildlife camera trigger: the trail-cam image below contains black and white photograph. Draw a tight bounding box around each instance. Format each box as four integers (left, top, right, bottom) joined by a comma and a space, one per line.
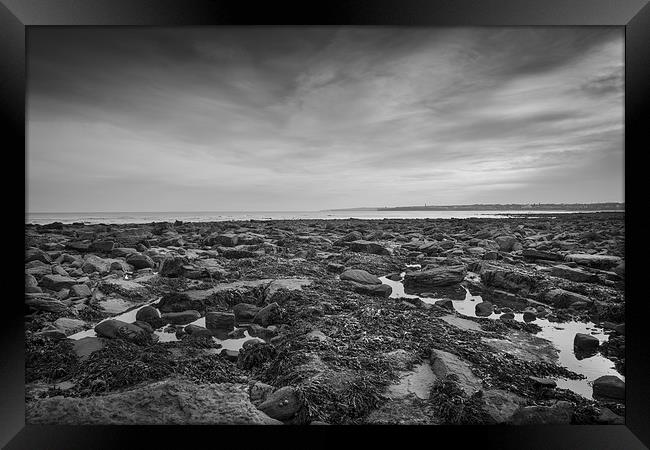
24, 26, 627, 426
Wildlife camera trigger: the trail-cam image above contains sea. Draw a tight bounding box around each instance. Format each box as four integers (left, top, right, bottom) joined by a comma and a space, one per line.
25, 210, 623, 225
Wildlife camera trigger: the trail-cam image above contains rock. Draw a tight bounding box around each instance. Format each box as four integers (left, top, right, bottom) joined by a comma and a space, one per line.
25, 296, 67, 313
500, 312, 515, 320
253, 302, 281, 326
480, 267, 537, 294
65, 241, 91, 252
494, 235, 519, 252
257, 386, 301, 421
90, 241, 115, 252
523, 311, 536, 322
550, 265, 599, 283
26, 379, 282, 425
347, 281, 392, 298
204, 233, 239, 247
70, 337, 104, 360
40, 274, 77, 291
132, 320, 153, 333
326, 263, 345, 273
53, 318, 86, 335
430, 348, 482, 395
81, 255, 112, 274
434, 299, 454, 311
614, 323, 625, 335
232, 303, 261, 324
613, 261, 625, 278
249, 382, 275, 407
126, 253, 155, 270
542, 288, 591, 308
346, 240, 390, 256
339, 269, 382, 285
573, 333, 599, 352
529, 376, 557, 388
26, 248, 52, 264
161, 310, 201, 325
94, 319, 148, 342
522, 249, 562, 261
595, 407, 625, 424
403, 265, 467, 288
205, 312, 235, 332
112, 247, 139, 258
99, 279, 149, 299
482, 389, 526, 424
218, 246, 261, 259
475, 301, 494, 317
70, 284, 92, 298
25, 274, 38, 288
593, 375, 625, 401
159, 256, 190, 277
565, 254, 622, 269
34, 329, 67, 340
184, 324, 212, 337
510, 401, 573, 425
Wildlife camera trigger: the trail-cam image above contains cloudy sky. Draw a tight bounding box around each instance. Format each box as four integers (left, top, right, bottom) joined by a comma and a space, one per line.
27, 27, 623, 212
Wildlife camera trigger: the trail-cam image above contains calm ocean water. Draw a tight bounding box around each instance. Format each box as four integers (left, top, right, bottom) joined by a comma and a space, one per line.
25, 210, 621, 225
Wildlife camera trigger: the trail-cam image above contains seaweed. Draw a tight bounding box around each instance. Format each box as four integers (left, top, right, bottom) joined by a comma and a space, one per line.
25, 335, 79, 383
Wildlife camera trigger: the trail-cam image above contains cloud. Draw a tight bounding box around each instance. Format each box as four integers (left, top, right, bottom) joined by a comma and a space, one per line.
27, 27, 624, 211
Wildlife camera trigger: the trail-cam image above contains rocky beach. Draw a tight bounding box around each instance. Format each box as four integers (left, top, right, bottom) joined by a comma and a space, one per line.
24, 212, 625, 425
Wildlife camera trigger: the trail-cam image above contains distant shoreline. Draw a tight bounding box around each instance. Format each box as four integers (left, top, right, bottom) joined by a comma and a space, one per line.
331, 203, 624, 212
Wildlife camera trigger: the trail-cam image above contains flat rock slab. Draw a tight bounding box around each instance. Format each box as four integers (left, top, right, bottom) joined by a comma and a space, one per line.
481, 331, 558, 364
99, 279, 150, 299
70, 337, 105, 361
439, 315, 483, 332
97, 297, 138, 315
26, 379, 282, 425
565, 254, 622, 269
430, 348, 482, 395
388, 362, 436, 400
339, 269, 381, 285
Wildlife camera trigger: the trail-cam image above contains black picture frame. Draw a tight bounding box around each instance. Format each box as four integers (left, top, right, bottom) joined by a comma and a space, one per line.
2, 0, 649, 448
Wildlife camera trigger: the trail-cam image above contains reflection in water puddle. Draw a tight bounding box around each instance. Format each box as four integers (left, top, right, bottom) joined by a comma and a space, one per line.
68, 299, 253, 353
380, 270, 624, 400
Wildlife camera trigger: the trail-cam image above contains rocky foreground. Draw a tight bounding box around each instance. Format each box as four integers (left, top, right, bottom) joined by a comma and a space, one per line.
24, 213, 625, 425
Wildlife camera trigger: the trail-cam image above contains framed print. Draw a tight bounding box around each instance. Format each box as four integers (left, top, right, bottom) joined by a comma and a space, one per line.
2, 0, 649, 448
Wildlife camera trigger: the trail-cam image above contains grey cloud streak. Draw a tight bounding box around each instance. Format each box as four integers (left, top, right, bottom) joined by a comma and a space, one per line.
27, 27, 623, 212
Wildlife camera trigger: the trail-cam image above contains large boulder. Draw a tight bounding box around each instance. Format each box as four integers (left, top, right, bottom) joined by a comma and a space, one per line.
339, 269, 382, 285
159, 256, 190, 277
430, 348, 482, 395
26, 379, 282, 424
574, 333, 599, 352
593, 376, 625, 401
403, 265, 467, 288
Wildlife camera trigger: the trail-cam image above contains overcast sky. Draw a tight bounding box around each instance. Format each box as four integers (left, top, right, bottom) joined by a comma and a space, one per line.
27, 27, 623, 212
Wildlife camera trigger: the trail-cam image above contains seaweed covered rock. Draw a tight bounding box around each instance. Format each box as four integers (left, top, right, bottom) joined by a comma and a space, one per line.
94, 319, 149, 343
26, 379, 282, 425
